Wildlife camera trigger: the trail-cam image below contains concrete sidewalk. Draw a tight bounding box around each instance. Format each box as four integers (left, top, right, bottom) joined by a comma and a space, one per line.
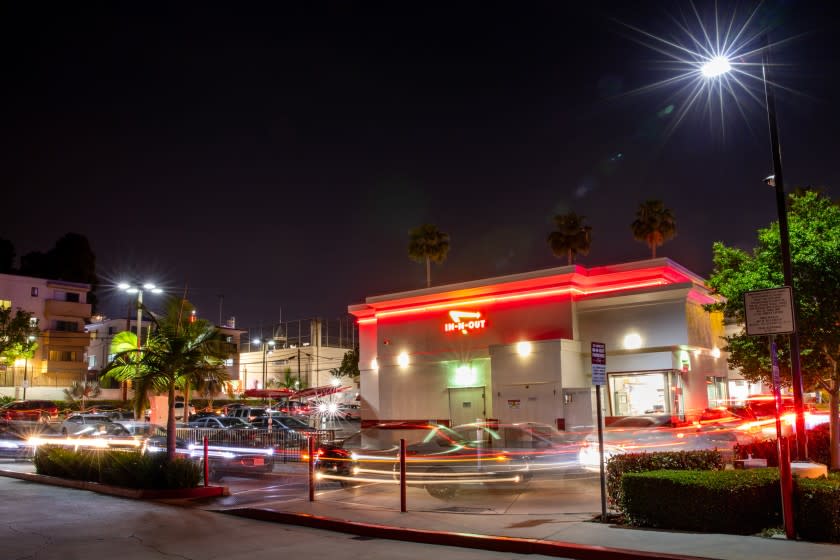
212, 492, 839, 560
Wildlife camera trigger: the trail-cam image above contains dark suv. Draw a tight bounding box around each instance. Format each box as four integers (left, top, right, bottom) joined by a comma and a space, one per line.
0, 400, 58, 422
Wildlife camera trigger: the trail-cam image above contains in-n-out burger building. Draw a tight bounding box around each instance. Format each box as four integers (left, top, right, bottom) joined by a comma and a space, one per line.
349, 258, 729, 430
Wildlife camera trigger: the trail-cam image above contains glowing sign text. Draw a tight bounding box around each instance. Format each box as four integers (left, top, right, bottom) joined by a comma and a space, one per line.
444, 311, 487, 334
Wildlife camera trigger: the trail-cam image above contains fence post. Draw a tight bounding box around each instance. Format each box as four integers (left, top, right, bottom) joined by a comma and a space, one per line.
400, 438, 407, 512
308, 436, 315, 502
203, 435, 209, 487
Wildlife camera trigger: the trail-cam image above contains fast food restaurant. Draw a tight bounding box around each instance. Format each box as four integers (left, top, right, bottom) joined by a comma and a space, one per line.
349, 258, 729, 431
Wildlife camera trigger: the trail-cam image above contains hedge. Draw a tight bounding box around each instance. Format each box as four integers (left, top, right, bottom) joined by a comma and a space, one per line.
34, 446, 201, 489
621, 468, 781, 534
795, 473, 840, 543
735, 423, 831, 466
606, 450, 723, 507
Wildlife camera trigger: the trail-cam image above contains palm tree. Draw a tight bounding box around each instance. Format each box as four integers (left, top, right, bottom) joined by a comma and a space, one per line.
631, 200, 677, 258
103, 297, 230, 460
547, 212, 592, 265
63, 380, 102, 411
408, 224, 450, 288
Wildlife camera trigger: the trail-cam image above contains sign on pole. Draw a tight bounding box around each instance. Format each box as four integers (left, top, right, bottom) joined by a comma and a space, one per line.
591, 341, 607, 521
591, 342, 606, 386
744, 287, 795, 336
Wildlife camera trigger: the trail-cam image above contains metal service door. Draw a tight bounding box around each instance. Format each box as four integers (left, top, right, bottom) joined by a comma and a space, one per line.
448, 387, 486, 426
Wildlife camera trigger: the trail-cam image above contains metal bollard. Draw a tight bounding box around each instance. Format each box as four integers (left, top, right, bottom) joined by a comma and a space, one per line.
400, 438, 407, 512
308, 436, 315, 502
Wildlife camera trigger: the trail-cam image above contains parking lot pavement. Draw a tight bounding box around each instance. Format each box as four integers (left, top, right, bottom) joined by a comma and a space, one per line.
0, 475, 579, 560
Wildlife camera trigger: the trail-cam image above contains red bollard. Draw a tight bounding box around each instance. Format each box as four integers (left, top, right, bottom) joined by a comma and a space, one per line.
203, 435, 209, 487
308, 436, 315, 502
399, 438, 407, 512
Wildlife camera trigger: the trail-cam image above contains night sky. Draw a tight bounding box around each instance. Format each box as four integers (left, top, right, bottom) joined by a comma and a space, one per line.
3, 1, 839, 331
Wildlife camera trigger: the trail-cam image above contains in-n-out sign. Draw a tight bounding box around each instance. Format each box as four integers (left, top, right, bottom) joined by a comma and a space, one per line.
444, 310, 487, 334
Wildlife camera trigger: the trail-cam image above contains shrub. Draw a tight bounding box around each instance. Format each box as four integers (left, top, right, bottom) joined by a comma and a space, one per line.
735, 424, 830, 466
795, 472, 840, 543
621, 468, 781, 534
606, 450, 723, 507
34, 446, 200, 489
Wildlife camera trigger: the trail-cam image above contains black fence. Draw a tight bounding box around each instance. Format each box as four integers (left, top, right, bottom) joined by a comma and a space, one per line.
174, 427, 335, 463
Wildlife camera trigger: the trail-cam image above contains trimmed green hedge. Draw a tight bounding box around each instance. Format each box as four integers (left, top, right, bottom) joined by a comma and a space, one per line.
621, 468, 781, 534
796, 473, 840, 543
606, 450, 723, 507
34, 446, 201, 489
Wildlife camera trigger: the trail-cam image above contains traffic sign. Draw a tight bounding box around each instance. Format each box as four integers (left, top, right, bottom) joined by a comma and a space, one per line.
591, 342, 606, 385
744, 287, 795, 336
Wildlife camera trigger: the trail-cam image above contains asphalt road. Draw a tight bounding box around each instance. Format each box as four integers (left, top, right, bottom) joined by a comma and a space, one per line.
0, 474, 579, 560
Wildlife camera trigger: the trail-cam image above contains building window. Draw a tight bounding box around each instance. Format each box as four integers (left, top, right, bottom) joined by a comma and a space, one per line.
224, 358, 234, 366
88, 356, 97, 368
0, 300, 10, 310
29, 317, 38, 327
49, 350, 79, 362
55, 321, 79, 332
225, 336, 233, 343
31, 287, 39, 297
107, 353, 115, 362
65, 292, 80, 303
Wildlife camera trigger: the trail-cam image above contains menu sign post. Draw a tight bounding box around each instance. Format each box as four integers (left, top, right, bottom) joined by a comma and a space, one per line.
591, 341, 607, 521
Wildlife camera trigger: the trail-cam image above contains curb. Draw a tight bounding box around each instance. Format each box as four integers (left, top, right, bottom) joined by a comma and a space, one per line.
222, 508, 719, 560
0, 469, 228, 499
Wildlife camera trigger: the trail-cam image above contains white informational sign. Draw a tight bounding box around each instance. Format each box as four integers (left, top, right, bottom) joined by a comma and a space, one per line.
591, 342, 606, 386
744, 287, 795, 336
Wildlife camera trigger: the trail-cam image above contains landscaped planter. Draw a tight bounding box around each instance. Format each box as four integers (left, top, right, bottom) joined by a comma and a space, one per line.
0, 468, 228, 499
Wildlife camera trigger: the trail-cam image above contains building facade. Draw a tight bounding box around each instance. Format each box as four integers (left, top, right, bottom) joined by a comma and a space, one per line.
349, 259, 729, 430
0, 273, 91, 399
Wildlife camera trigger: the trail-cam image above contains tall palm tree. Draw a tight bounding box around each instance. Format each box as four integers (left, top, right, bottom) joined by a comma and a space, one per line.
408, 224, 450, 288
103, 297, 229, 460
547, 212, 592, 265
631, 200, 677, 258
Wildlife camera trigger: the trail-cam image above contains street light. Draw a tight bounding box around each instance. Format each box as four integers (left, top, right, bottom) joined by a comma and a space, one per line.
699, 38, 808, 460
118, 282, 163, 401
252, 338, 276, 390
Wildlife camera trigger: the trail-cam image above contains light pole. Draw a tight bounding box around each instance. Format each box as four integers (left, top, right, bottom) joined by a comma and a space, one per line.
700, 38, 808, 460
118, 282, 163, 405
252, 337, 275, 390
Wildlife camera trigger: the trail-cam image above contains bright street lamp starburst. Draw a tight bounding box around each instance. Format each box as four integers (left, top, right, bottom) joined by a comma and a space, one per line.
616, 1, 798, 140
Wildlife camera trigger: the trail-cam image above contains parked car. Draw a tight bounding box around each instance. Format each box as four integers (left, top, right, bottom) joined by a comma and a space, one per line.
144, 401, 196, 421
227, 406, 271, 423
272, 400, 311, 418
0, 423, 37, 460
189, 416, 256, 430
0, 400, 59, 423
315, 423, 530, 498
249, 413, 315, 433
60, 413, 117, 436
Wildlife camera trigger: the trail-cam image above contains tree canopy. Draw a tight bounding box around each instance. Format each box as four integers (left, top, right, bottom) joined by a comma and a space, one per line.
0, 306, 39, 364
706, 189, 840, 468
631, 200, 677, 258
408, 224, 450, 288
547, 212, 592, 265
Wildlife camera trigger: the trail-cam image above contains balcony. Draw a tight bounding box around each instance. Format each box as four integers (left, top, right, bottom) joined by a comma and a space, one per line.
44, 299, 92, 319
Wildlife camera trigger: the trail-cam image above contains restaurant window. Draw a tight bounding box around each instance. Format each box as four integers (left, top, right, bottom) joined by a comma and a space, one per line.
608, 372, 669, 416
31, 287, 39, 297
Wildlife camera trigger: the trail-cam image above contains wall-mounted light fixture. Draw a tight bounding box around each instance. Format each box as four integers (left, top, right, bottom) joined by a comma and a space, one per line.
516, 341, 532, 356
623, 333, 642, 350
397, 352, 409, 368
711, 347, 721, 359
371, 357, 379, 370
454, 364, 477, 386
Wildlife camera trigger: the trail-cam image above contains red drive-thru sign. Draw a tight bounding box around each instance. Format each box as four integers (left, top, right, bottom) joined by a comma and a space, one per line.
443, 310, 487, 335
591, 342, 606, 386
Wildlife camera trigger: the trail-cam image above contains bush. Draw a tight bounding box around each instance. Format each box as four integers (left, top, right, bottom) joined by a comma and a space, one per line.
606, 450, 723, 507
34, 446, 200, 489
795, 472, 840, 543
621, 468, 781, 534
735, 424, 831, 466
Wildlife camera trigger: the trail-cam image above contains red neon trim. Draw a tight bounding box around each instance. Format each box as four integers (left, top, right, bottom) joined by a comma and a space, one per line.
370, 279, 666, 320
